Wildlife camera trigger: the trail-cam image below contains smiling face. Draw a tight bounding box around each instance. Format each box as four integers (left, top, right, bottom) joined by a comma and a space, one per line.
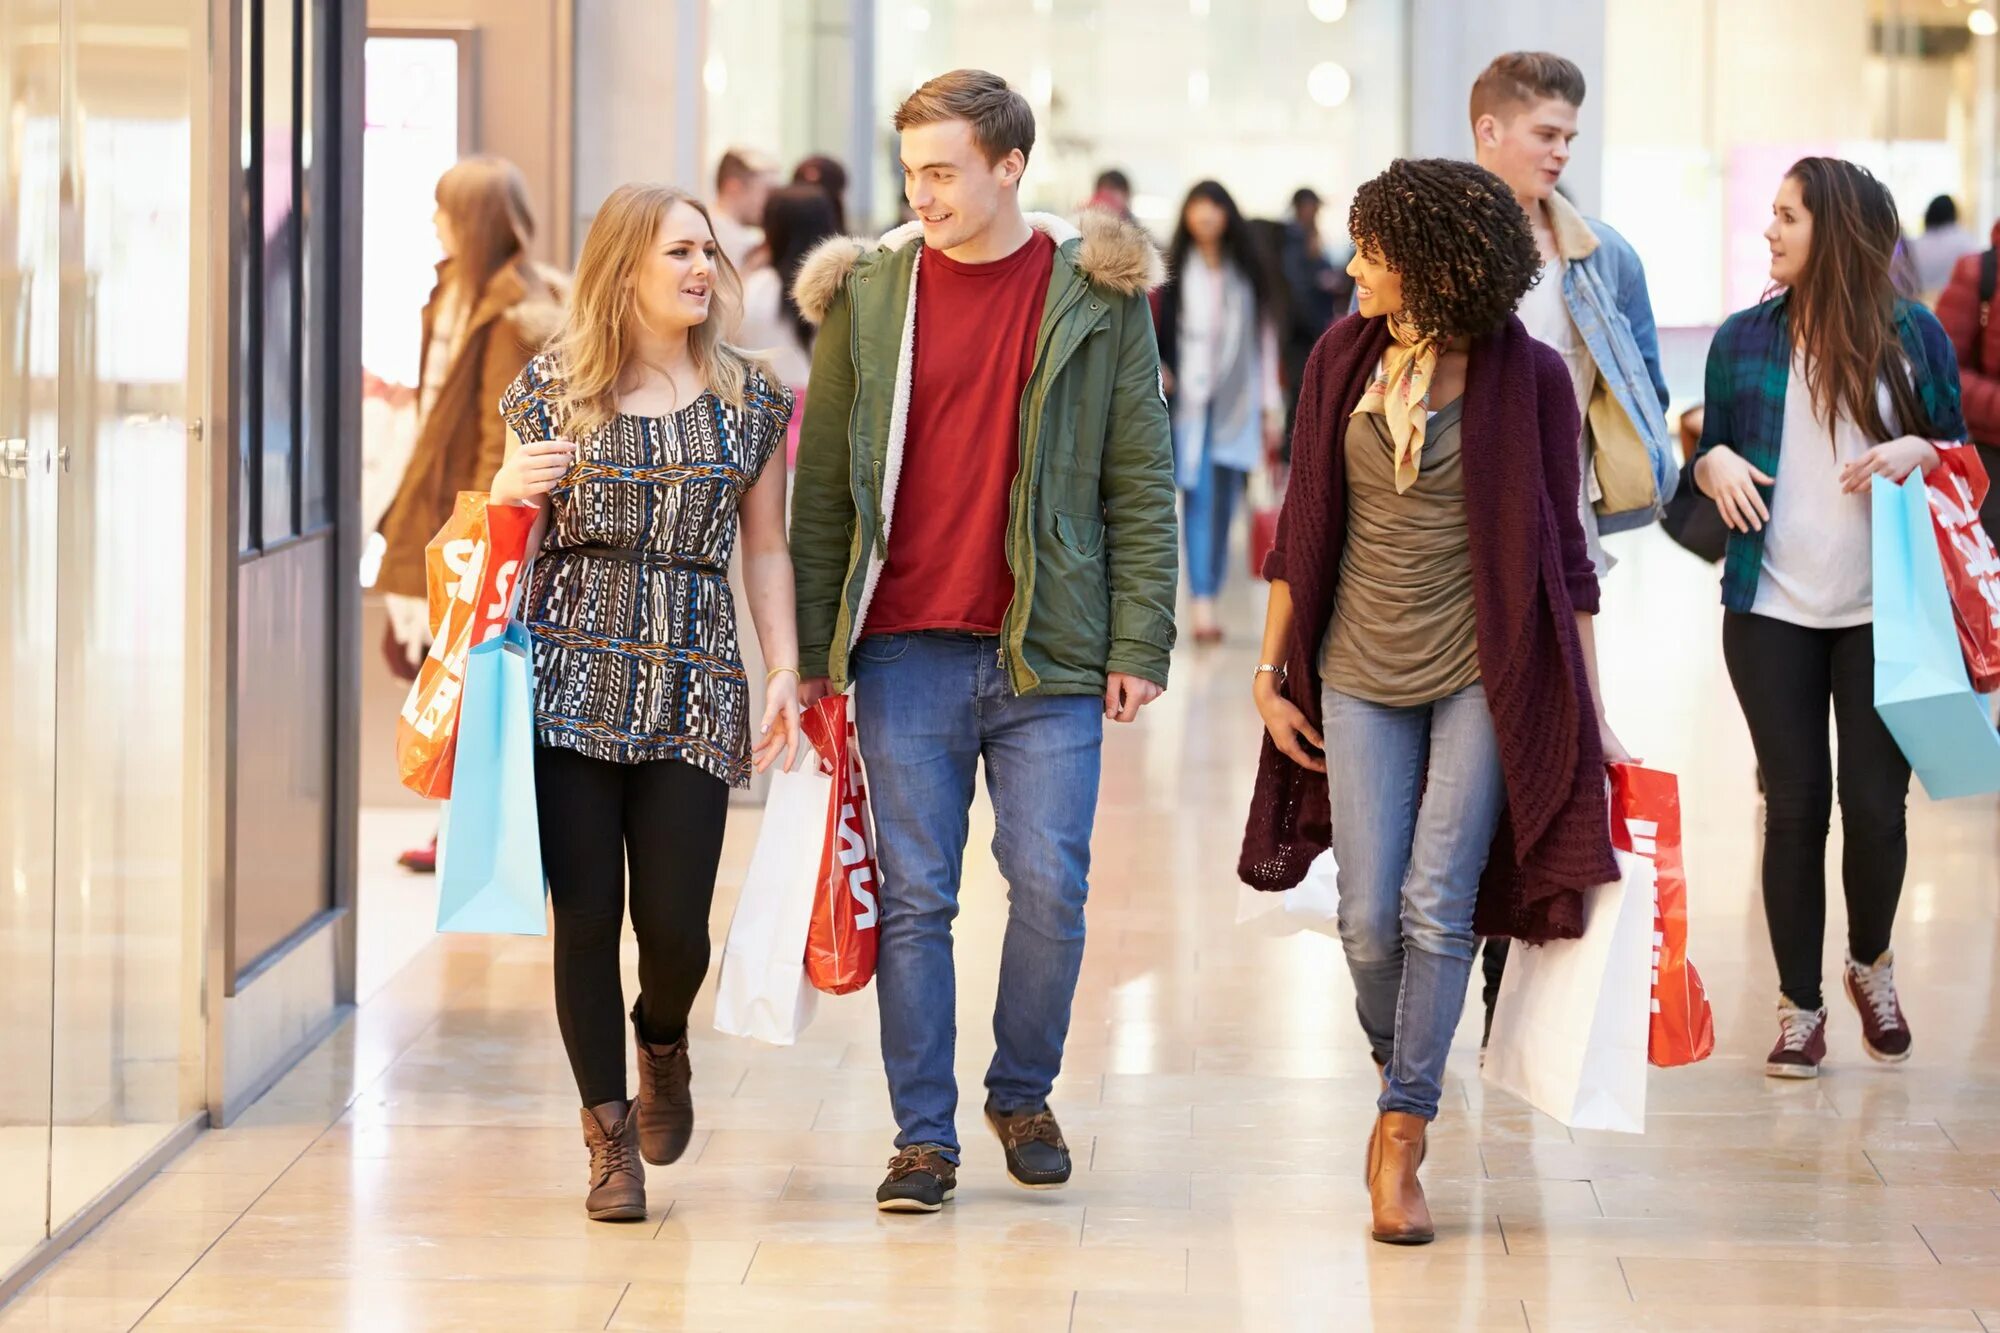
1765, 174, 1813, 288
1346, 241, 1406, 320
632, 200, 720, 333
900, 117, 1023, 254
1474, 95, 1578, 203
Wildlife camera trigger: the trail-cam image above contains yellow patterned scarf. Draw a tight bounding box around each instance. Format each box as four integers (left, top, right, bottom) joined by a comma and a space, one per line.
1351, 314, 1438, 493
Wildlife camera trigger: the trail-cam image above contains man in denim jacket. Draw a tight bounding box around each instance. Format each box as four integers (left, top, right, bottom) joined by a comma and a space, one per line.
1467, 51, 1678, 1035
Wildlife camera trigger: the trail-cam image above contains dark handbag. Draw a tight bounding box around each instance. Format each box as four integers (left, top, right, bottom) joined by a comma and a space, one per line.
1661, 405, 1728, 563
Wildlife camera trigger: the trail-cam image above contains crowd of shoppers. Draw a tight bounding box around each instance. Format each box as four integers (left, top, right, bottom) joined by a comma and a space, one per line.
385, 51, 1987, 1247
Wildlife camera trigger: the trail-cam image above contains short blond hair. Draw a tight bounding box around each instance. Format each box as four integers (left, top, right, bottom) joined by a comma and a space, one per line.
553, 184, 758, 437
893, 69, 1035, 166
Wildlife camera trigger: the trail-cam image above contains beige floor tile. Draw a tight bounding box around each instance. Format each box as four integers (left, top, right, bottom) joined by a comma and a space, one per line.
1915, 1223, 2000, 1266
781, 1164, 1194, 1209
656, 1196, 1085, 1246
1870, 1150, 2000, 1189
187, 1231, 756, 1285
1186, 1244, 1632, 1301
744, 1237, 1184, 1293
1082, 1203, 1506, 1255
1188, 1172, 1603, 1219
1481, 1140, 1885, 1186
1620, 1256, 2000, 1307
0, 1293, 158, 1333
1069, 1290, 1532, 1332
1522, 1301, 1985, 1331
611, 1283, 1076, 1331
1499, 1215, 1936, 1264
1589, 1178, 2000, 1225
138, 1274, 624, 1329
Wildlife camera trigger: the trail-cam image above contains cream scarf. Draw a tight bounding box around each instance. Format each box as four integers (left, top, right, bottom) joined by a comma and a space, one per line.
1351, 314, 1438, 493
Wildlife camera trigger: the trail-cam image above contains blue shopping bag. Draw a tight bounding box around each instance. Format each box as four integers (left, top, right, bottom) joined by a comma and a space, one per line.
1871, 474, 2000, 799
436, 619, 548, 934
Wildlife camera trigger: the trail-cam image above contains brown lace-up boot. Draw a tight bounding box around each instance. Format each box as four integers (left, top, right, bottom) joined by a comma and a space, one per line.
1366, 1111, 1434, 1245
632, 1007, 695, 1166
580, 1101, 647, 1222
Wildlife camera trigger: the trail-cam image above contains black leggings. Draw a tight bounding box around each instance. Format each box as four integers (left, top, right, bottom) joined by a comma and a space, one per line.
1722, 612, 1912, 1012
535, 745, 731, 1108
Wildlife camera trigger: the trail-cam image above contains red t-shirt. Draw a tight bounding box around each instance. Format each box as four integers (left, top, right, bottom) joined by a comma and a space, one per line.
863, 230, 1056, 638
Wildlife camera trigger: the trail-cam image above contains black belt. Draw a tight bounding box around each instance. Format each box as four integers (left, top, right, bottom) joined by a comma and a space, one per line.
562, 544, 725, 575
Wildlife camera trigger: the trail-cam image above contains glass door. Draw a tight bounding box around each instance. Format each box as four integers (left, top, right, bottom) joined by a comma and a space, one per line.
46, 0, 208, 1230
0, 0, 63, 1276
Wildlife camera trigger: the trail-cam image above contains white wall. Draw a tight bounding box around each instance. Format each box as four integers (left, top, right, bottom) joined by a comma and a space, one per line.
571, 0, 705, 254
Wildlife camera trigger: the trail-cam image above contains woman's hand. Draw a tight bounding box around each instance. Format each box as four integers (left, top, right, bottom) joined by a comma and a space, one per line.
1598, 712, 1633, 766
753, 670, 802, 774
1255, 675, 1325, 774
1694, 445, 1774, 533
491, 438, 577, 507
1838, 435, 1940, 494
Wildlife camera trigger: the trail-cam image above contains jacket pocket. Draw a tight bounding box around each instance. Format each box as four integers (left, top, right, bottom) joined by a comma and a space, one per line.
1054, 510, 1106, 558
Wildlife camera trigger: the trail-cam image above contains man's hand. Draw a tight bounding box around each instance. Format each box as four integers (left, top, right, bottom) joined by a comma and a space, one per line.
798, 676, 833, 711
1104, 672, 1163, 724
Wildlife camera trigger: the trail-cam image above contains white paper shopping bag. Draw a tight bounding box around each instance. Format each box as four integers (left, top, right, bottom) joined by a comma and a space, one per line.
1481, 849, 1655, 1133
714, 747, 826, 1045
1235, 847, 1341, 938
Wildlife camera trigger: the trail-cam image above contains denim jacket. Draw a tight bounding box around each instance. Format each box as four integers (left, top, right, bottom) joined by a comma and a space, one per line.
1545, 192, 1678, 534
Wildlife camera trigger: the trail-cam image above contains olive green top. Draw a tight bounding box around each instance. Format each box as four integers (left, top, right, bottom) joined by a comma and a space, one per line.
1319, 398, 1480, 707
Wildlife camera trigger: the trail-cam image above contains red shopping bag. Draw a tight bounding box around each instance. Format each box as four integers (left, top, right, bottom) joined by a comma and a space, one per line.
1248, 460, 1285, 581
1607, 763, 1716, 1068
395, 493, 539, 798
1925, 444, 2000, 693
802, 696, 880, 995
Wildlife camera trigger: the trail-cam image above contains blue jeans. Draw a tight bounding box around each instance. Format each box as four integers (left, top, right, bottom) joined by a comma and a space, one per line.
1181, 460, 1246, 599
852, 632, 1104, 1158
1322, 682, 1508, 1121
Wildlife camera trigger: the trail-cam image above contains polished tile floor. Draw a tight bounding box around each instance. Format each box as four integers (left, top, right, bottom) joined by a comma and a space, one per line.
6, 528, 2000, 1331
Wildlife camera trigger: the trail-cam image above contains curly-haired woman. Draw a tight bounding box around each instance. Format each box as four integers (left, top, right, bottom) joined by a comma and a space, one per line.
1238, 158, 1622, 1244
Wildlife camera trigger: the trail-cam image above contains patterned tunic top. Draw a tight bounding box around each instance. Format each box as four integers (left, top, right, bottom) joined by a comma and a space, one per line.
499, 352, 792, 785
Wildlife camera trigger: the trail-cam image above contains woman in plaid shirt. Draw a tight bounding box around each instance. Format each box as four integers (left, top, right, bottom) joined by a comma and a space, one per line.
1694, 157, 1965, 1081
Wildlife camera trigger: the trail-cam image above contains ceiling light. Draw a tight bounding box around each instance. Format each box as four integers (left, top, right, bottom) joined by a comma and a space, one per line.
1309, 0, 1348, 20
1307, 61, 1352, 108
1971, 8, 1998, 35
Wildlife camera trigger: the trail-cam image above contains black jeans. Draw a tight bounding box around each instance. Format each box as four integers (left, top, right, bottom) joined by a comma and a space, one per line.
535, 744, 730, 1108
1722, 612, 1911, 1011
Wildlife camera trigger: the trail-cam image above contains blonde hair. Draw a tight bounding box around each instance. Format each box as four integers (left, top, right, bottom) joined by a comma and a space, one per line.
436, 155, 534, 301
552, 183, 757, 437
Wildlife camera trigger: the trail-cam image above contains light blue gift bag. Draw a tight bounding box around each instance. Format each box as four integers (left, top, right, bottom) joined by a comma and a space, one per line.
1871, 474, 2000, 800
436, 619, 548, 934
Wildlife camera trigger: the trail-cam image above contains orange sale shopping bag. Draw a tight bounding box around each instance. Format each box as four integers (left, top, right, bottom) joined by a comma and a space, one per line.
395, 493, 539, 799
1608, 763, 1716, 1068
802, 696, 880, 996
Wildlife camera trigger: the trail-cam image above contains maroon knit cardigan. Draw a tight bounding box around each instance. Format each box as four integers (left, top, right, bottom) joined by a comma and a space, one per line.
1238, 312, 1618, 943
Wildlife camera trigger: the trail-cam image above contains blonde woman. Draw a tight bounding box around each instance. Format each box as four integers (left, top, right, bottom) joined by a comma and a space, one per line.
490, 184, 800, 1221
376, 155, 564, 871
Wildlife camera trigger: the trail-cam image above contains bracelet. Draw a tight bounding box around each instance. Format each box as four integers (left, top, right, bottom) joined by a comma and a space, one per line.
765, 666, 800, 683
1253, 663, 1285, 682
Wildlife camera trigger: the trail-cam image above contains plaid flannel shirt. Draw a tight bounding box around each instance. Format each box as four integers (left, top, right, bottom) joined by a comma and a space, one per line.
1696, 293, 1967, 612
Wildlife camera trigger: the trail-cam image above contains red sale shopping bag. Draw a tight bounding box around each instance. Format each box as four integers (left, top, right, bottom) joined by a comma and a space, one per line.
395, 493, 539, 799
1925, 444, 2000, 694
1607, 763, 1716, 1068
802, 696, 880, 995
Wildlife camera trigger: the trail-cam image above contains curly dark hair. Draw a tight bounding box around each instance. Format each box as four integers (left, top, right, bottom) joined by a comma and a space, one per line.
1347, 158, 1541, 341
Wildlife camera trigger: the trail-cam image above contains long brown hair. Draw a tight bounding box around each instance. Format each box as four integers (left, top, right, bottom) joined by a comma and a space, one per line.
436, 155, 534, 301
1781, 157, 1929, 441
551, 183, 756, 438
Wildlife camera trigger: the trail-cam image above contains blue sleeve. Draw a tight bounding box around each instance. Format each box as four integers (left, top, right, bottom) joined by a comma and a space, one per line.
1616, 242, 1672, 415
1917, 308, 1968, 440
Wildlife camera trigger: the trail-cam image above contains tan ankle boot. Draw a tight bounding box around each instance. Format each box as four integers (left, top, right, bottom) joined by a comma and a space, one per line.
1366, 1111, 1434, 1245
581, 1101, 647, 1222
632, 1013, 695, 1166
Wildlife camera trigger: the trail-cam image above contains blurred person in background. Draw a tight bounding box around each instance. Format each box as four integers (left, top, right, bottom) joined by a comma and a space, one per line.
1088, 167, 1135, 223
1279, 187, 1352, 451
1934, 204, 2000, 539
738, 184, 841, 466
792, 154, 850, 233
1465, 50, 1675, 1035
711, 147, 778, 271
1155, 179, 1284, 644
1243, 158, 1620, 1246
1694, 158, 1964, 1080
1911, 195, 1978, 302
374, 155, 566, 873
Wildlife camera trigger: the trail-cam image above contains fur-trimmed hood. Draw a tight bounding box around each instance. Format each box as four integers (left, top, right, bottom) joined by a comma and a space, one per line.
791, 208, 1164, 326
